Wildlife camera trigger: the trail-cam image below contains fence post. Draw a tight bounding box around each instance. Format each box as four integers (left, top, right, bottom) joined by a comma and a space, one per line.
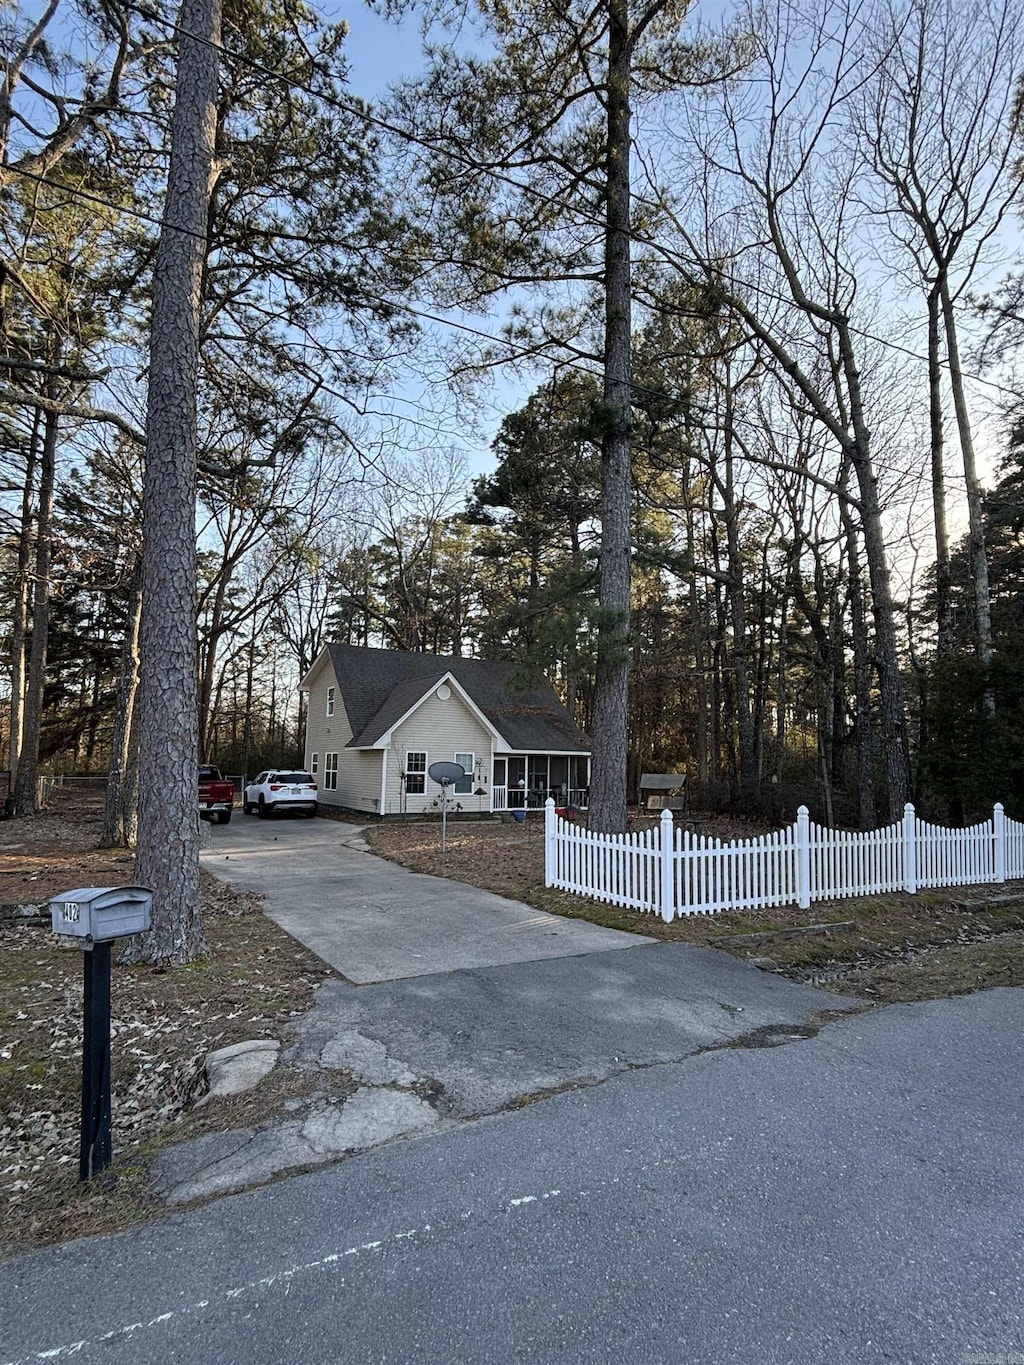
544, 797, 556, 888
796, 806, 811, 910
994, 802, 1006, 884
660, 808, 675, 922
903, 802, 917, 894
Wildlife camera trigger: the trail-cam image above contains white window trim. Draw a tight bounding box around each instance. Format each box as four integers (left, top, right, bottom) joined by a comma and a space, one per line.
454, 752, 474, 795
311, 752, 319, 775
405, 750, 427, 796
326, 686, 335, 717
324, 752, 338, 791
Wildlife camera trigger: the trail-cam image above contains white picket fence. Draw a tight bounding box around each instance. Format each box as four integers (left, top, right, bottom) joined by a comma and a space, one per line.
543, 799, 1024, 922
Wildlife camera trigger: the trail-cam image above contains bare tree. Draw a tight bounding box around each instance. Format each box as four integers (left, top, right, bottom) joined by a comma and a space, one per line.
349, 447, 469, 651
855, 0, 1024, 690
665, 0, 914, 816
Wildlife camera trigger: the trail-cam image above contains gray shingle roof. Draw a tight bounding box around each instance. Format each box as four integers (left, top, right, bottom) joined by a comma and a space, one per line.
326, 643, 590, 752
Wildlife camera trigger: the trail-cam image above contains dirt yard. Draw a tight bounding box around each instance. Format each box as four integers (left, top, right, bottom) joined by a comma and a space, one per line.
0, 790, 336, 1258
368, 816, 1024, 1003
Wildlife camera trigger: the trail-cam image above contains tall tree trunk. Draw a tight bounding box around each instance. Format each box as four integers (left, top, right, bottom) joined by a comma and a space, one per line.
723, 377, 755, 789
122, 701, 141, 848
9, 406, 42, 780
101, 558, 143, 847
829, 585, 847, 792
13, 403, 58, 816
839, 487, 877, 830
711, 564, 729, 788
84, 645, 106, 763
927, 285, 954, 659
684, 468, 709, 790
241, 631, 255, 782
588, 0, 632, 834
939, 275, 994, 703
752, 539, 773, 782
774, 586, 789, 789
199, 631, 220, 758
819, 657, 835, 826
838, 323, 911, 818
130, 0, 220, 963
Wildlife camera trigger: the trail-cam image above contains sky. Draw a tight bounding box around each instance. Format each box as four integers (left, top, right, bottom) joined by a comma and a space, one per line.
315, 1, 537, 488
15, 0, 1018, 537
315, 0, 1017, 524
330, 3, 429, 92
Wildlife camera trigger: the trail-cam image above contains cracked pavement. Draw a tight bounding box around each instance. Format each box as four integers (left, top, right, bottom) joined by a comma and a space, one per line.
5, 989, 1023, 1365
164, 817, 864, 1205
150, 943, 859, 1202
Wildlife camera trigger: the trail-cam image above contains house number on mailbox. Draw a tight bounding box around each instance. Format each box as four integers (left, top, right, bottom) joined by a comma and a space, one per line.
63, 903, 80, 923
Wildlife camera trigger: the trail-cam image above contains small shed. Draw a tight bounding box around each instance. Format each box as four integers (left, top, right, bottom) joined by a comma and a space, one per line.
639, 773, 688, 812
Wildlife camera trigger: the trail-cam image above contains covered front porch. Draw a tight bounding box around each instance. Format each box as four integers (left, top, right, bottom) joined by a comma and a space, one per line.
491, 753, 590, 812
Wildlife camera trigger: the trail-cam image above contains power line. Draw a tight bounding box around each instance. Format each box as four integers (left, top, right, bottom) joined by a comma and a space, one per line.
4, 10, 1020, 489
121, 0, 1023, 403
10, 151, 1018, 451
5, 164, 203, 240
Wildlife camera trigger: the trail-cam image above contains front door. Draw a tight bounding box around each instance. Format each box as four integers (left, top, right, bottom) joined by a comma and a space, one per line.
507, 756, 527, 807
492, 758, 507, 810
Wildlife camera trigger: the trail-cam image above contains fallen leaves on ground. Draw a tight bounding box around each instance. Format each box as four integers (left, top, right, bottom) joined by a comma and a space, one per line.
0, 791, 334, 1257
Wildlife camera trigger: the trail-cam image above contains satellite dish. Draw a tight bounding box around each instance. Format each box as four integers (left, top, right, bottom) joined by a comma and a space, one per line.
428, 761, 465, 786
428, 762, 466, 854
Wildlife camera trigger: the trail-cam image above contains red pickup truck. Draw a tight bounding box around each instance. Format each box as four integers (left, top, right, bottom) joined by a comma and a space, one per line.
199, 765, 235, 824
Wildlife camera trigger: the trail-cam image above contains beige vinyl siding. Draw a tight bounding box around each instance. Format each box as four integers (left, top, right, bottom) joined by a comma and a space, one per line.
385, 690, 492, 814
337, 749, 385, 813
303, 656, 354, 808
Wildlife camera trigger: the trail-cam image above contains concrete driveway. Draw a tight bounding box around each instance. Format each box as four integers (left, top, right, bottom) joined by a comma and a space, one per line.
200, 813, 651, 982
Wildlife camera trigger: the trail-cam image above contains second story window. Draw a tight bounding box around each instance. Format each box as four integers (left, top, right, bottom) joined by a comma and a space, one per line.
326, 685, 335, 717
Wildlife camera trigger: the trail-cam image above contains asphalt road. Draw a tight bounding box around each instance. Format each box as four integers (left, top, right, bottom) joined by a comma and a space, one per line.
3, 989, 1023, 1365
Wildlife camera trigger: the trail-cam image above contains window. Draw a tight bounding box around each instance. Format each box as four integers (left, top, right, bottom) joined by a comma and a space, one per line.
326, 686, 335, 717
311, 753, 319, 775
323, 753, 338, 791
454, 752, 474, 795
405, 751, 427, 795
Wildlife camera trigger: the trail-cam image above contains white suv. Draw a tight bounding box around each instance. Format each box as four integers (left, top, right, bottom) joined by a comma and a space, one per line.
242, 770, 318, 818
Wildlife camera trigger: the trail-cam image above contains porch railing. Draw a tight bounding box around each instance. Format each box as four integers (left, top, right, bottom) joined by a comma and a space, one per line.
493, 785, 588, 812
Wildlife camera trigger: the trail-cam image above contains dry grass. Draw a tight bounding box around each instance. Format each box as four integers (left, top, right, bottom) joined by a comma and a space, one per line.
0, 791, 336, 1258
368, 817, 1024, 1004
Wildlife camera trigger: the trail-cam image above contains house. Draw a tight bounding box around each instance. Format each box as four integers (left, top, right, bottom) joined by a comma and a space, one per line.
299, 643, 591, 817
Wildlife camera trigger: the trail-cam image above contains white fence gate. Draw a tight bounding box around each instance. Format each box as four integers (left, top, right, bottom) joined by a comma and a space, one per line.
544, 800, 1024, 922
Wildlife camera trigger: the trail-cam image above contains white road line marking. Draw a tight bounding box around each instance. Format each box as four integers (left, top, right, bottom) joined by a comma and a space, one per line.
2, 1195, 561, 1365
508, 1189, 560, 1209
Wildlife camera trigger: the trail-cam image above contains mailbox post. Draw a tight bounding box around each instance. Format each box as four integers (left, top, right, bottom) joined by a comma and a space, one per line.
50, 886, 153, 1181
